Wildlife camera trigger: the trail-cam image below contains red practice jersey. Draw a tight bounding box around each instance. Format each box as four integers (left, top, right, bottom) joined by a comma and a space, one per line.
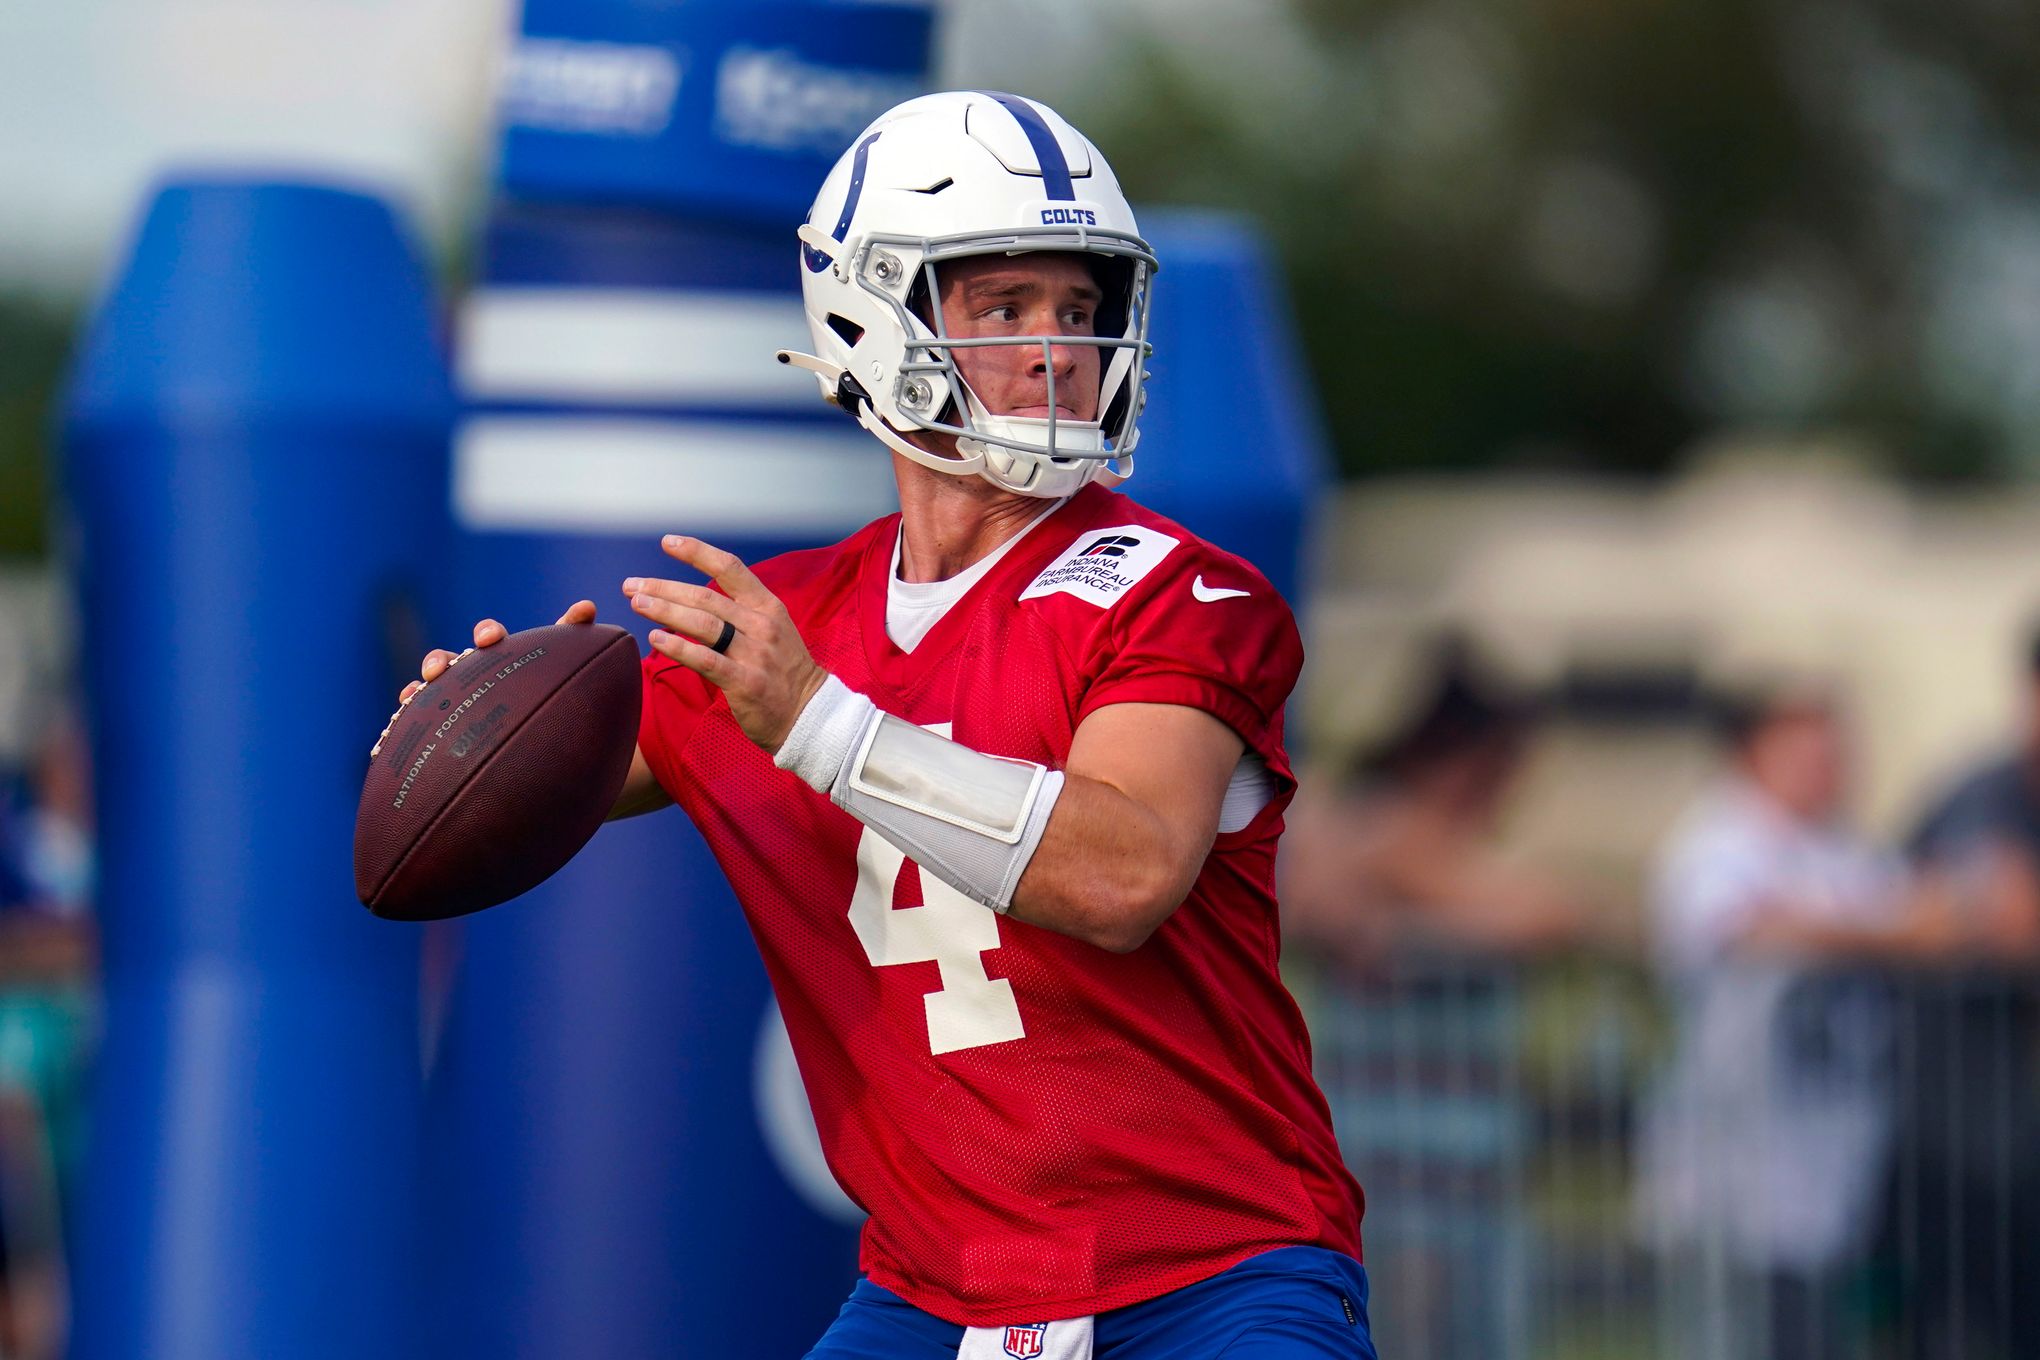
636, 483, 1364, 1325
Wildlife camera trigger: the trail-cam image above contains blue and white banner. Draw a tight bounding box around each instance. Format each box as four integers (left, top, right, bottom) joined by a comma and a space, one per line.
498, 1, 936, 225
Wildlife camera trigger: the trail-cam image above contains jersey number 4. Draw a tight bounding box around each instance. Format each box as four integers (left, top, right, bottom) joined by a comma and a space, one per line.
848, 828, 1027, 1054
845, 728, 1027, 1055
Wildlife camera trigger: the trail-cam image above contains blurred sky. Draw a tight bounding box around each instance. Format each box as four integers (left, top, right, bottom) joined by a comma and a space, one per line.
0, 0, 503, 295
0, 0, 1142, 298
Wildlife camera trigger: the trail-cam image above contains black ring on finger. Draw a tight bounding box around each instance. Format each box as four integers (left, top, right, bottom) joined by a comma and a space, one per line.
710, 619, 737, 655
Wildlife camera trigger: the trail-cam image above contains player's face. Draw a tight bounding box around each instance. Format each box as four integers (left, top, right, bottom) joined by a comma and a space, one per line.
1746, 707, 1847, 821
935, 253, 1103, 424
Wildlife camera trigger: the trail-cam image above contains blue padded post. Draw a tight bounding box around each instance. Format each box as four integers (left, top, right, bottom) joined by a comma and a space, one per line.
61, 179, 451, 1360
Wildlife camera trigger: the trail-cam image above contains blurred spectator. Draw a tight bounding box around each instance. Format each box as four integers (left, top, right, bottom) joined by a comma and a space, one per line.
0, 712, 93, 923
1635, 688, 1958, 1360
0, 704, 96, 1360
1890, 626, 2040, 1360
1904, 625, 2040, 954
1282, 645, 1593, 1360
1283, 643, 1592, 969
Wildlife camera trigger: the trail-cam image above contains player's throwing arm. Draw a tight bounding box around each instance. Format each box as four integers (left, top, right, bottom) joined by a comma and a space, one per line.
627, 534, 1245, 954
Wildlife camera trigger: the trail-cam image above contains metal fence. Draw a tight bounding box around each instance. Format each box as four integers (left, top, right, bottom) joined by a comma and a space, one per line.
1296, 947, 2040, 1360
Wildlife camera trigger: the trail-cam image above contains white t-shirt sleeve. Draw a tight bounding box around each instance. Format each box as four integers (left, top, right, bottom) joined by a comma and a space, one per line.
1652, 822, 1773, 970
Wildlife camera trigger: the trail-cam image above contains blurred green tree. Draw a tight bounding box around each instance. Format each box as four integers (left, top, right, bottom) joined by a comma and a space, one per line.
0, 295, 73, 559
1047, 0, 2040, 480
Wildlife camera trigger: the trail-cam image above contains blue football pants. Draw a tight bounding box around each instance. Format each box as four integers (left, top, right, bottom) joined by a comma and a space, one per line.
804, 1246, 1379, 1359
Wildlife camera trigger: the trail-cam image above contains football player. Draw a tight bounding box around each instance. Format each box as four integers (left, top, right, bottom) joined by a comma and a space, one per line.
407, 91, 1373, 1359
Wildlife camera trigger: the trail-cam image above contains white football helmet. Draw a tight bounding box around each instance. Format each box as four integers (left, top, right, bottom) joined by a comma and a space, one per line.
777, 91, 1156, 498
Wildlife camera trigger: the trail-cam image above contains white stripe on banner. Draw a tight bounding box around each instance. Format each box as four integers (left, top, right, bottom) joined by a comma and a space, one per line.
453, 416, 898, 535
458, 288, 816, 407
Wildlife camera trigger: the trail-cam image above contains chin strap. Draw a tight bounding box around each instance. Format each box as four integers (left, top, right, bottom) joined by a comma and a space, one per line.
860, 401, 1020, 485
774, 350, 1121, 497
779, 347, 995, 478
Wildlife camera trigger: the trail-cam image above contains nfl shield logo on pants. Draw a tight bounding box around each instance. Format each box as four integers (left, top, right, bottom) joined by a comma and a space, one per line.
1003, 1323, 1048, 1358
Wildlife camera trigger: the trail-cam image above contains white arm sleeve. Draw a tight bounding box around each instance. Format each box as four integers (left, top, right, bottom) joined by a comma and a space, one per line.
775, 675, 1063, 913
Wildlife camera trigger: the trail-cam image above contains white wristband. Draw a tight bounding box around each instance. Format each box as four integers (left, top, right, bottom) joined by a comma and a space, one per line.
835, 720, 1062, 915
774, 674, 879, 793
773, 673, 1063, 915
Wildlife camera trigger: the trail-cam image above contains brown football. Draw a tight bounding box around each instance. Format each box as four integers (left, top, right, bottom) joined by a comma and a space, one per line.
354, 622, 641, 920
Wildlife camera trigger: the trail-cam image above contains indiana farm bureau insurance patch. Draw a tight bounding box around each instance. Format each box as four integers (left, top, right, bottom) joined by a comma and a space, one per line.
1019, 526, 1181, 607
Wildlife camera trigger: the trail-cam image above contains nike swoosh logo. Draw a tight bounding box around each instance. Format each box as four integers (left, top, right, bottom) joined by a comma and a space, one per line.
1192, 575, 1251, 603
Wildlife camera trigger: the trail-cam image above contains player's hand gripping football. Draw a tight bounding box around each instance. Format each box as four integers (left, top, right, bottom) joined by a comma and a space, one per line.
397, 600, 599, 707
623, 535, 828, 755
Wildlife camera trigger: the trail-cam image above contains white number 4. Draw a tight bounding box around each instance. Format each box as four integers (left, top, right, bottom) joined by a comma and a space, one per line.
844, 726, 1026, 1056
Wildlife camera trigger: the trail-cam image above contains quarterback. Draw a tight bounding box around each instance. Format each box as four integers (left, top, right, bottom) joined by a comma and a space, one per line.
407, 92, 1372, 1358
